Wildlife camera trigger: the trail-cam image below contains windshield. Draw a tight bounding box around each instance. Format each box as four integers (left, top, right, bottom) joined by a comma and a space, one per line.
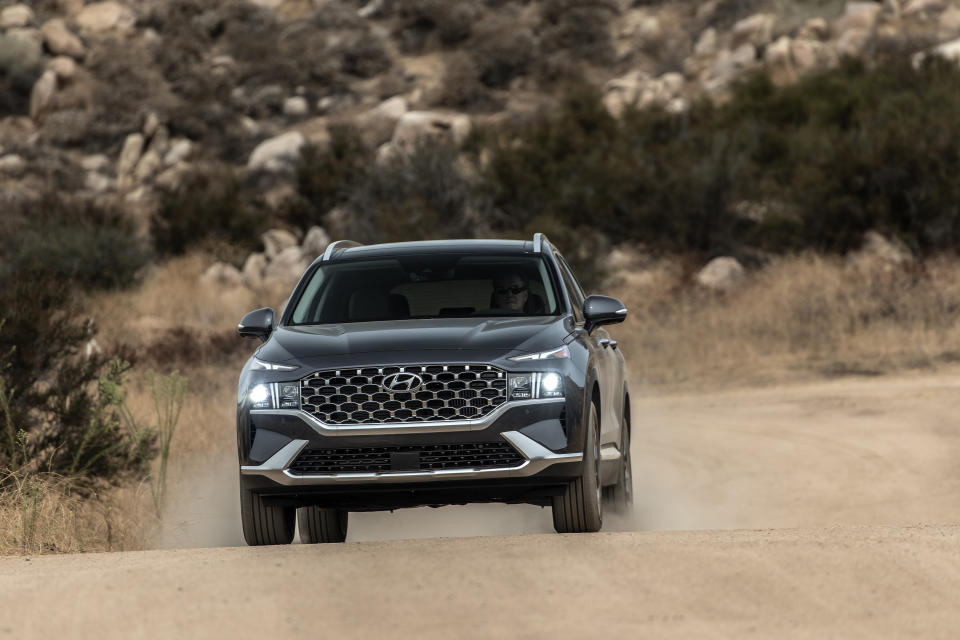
287, 254, 561, 325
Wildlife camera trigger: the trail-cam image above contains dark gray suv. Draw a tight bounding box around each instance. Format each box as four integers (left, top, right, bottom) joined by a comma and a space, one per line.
236, 234, 631, 544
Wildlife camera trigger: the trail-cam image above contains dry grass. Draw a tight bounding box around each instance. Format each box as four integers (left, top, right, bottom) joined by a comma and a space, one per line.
0, 472, 152, 555
612, 253, 960, 391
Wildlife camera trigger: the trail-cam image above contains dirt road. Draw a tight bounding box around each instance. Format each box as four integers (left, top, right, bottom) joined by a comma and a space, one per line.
3, 370, 960, 638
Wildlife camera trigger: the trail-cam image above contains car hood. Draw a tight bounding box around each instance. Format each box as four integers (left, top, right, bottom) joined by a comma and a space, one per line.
257, 316, 569, 363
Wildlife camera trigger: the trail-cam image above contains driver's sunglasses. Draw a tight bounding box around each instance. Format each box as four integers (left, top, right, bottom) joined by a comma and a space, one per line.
494, 286, 528, 295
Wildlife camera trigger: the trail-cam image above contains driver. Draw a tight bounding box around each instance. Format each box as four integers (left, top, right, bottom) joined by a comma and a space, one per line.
492, 272, 529, 311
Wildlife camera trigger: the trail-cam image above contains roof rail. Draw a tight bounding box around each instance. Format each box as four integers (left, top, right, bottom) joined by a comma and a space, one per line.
532, 233, 550, 253
321, 239, 364, 262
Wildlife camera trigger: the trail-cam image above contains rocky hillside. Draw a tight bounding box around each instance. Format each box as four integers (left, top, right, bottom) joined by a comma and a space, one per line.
2, 0, 960, 270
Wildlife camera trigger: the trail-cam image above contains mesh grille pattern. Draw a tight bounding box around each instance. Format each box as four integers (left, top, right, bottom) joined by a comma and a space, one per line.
300, 365, 508, 425
288, 442, 525, 475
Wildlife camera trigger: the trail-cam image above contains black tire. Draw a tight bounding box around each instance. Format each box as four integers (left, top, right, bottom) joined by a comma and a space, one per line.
297, 506, 348, 543
604, 411, 633, 514
240, 484, 295, 546
552, 402, 603, 533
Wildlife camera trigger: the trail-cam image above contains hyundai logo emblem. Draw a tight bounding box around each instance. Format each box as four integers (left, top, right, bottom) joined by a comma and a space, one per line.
382, 372, 424, 392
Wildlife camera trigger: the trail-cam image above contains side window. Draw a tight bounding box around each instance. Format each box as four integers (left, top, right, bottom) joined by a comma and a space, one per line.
554, 253, 584, 323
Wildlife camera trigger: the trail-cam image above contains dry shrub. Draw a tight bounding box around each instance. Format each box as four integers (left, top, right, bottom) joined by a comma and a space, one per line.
613, 254, 960, 390
0, 473, 152, 555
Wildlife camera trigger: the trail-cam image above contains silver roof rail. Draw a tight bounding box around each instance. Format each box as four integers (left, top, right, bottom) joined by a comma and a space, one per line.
532, 233, 550, 253
321, 239, 364, 262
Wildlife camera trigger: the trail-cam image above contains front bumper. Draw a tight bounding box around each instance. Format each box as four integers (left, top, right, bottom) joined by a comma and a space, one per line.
238, 397, 583, 507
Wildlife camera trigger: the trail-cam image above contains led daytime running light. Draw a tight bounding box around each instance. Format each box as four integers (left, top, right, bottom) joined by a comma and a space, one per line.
508, 346, 570, 362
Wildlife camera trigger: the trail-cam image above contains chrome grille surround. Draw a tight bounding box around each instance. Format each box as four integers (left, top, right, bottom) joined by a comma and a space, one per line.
300, 364, 508, 425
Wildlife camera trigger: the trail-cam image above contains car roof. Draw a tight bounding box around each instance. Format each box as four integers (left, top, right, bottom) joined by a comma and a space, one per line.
328, 239, 537, 262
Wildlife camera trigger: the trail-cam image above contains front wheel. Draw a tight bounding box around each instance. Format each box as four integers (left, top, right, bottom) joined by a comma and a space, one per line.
240, 484, 295, 546
552, 402, 603, 533
297, 506, 348, 543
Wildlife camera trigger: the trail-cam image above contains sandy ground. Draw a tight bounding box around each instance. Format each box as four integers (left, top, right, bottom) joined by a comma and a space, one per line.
3, 369, 960, 638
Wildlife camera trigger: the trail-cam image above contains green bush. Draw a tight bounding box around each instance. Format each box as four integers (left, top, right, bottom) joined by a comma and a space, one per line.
153, 167, 267, 256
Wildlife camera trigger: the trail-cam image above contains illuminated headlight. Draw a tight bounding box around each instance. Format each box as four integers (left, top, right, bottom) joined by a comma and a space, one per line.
508, 373, 564, 400
249, 384, 271, 408
248, 382, 300, 409
540, 372, 562, 398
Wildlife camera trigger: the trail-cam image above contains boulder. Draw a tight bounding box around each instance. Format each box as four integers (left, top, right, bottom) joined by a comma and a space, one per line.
142, 112, 161, 138
913, 36, 960, 67
835, 27, 871, 58
163, 138, 193, 166
41, 19, 86, 59
262, 228, 299, 260
201, 262, 244, 288
154, 161, 191, 191
791, 38, 838, 73
707, 44, 757, 92
29, 70, 57, 123
0, 5, 34, 29
731, 13, 775, 49
116, 132, 144, 178
247, 131, 306, 173
264, 246, 309, 287
133, 148, 162, 182
358, 95, 408, 147
764, 36, 798, 85
81, 154, 111, 173
0, 154, 26, 176
602, 71, 650, 118
903, 0, 946, 16
391, 111, 471, 153
75, 2, 136, 35
939, 5, 960, 36
47, 55, 78, 80
242, 253, 268, 289
84, 171, 112, 193
849, 231, 913, 268
695, 257, 746, 292
250, 0, 283, 8
302, 226, 331, 260
833, 2, 882, 35
797, 17, 830, 40
694, 27, 718, 58
283, 96, 309, 117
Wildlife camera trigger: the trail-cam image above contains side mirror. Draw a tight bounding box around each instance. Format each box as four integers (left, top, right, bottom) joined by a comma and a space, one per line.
238, 307, 275, 343
583, 295, 627, 334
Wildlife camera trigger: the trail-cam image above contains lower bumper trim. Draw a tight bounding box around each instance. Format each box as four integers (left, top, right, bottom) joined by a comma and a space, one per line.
239, 431, 581, 486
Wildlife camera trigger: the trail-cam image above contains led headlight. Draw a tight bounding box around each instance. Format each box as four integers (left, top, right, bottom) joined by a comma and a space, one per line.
248, 382, 299, 409
249, 384, 271, 409
539, 372, 562, 398
508, 372, 564, 399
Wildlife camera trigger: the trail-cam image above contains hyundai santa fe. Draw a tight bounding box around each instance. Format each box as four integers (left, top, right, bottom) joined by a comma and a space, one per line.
236, 233, 631, 544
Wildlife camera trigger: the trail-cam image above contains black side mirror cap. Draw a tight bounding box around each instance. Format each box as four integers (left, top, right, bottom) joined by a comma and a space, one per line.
583, 295, 627, 334
238, 307, 275, 343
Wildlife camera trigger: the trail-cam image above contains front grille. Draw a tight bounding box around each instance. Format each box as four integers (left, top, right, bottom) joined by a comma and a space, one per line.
300, 365, 508, 425
288, 442, 525, 475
